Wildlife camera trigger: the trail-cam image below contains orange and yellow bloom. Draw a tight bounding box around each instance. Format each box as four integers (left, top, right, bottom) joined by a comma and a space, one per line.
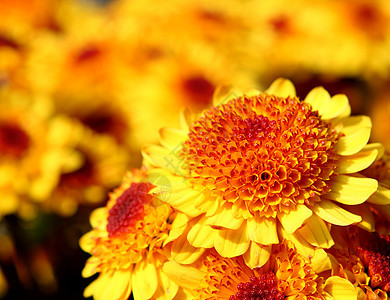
80, 168, 181, 300
164, 240, 356, 299
144, 78, 383, 267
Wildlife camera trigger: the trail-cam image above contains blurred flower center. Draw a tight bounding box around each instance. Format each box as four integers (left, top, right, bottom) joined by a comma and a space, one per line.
0, 35, 20, 50
80, 112, 128, 143
74, 45, 102, 64
107, 182, 153, 237
181, 94, 341, 217
59, 154, 95, 188
229, 272, 283, 300
181, 75, 215, 110
0, 122, 30, 158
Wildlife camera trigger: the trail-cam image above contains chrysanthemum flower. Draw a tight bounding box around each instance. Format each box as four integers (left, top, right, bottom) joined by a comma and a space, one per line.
330, 226, 390, 299
144, 78, 383, 267
163, 240, 356, 299
80, 168, 181, 300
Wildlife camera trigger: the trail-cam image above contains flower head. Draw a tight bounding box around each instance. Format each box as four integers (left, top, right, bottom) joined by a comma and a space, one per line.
163, 241, 356, 299
144, 78, 383, 267
80, 168, 180, 300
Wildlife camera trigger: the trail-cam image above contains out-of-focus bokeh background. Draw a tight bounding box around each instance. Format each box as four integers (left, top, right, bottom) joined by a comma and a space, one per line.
1, 0, 390, 299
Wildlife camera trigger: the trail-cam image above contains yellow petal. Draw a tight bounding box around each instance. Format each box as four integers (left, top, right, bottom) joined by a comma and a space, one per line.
345, 203, 375, 232
85, 270, 132, 300
365, 142, 385, 160
277, 204, 313, 234
160, 189, 203, 218
164, 213, 190, 246
159, 127, 187, 149
214, 222, 250, 258
335, 116, 372, 156
204, 204, 243, 230
171, 231, 205, 264
81, 256, 99, 277
367, 185, 390, 205
327, 175, 378, 205
320, 94, 351, 120
246, 215, 279, 245
187, 217, 219, 248
265, 78, 296, 98
324, 276, 358, 299
311, 249, 332, 274
162, 261, 203, 290
243, 242, 272, 269
336, 146, 379, 174
281, 229, 315, 260
179, 107, 192, 131
132, 259, 158, 300
142, 145, 183, 174
212, 84, 244, 106
304, 87, 331, 114
89, 207, 107, 229
297, 215, 334, 248
148, 172, 203, 217
154, 269, 179, 300
84, 274, 109, 300
195, 194, 219, 216
312, 199, 362, 226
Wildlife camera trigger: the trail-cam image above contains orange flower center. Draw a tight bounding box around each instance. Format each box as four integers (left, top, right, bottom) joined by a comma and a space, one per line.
229, 272, 284, 300
0, 122, 30, 158
181, 94, 340, 217
80, 111, 128, 144
59, 152, 95, 188
357, 232, 390, 292
107, 182, 153, 237
197, 243, 325, 299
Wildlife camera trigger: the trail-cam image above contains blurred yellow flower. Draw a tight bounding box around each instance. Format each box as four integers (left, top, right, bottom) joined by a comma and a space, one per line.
0, 90, 81, 219
164, 240, 356, 299
144, 78, 382, 267
80, 169, 181, 300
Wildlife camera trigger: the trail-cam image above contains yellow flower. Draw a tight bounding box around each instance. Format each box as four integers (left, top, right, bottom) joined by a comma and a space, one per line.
330, 226, 390, 299
0, 89, 81, 219
163, 240, 356, 299
144, 78, 383, 267
47, 117, 130, 216
80, 169, 180, 300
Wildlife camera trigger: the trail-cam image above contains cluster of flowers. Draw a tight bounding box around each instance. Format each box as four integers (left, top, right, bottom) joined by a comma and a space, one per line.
1, 0, 390, 220
1, 0, 390, 297
81, 79, 390, 299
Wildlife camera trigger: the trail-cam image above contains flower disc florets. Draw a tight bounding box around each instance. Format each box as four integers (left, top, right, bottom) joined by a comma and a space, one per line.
181, 93, 341, 218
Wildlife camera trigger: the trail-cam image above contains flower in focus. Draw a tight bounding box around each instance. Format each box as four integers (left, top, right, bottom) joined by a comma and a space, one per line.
330, 226, 390, 299
80, 168, 180, 300
164, 240, 356, 299
144, 78, 383, 267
